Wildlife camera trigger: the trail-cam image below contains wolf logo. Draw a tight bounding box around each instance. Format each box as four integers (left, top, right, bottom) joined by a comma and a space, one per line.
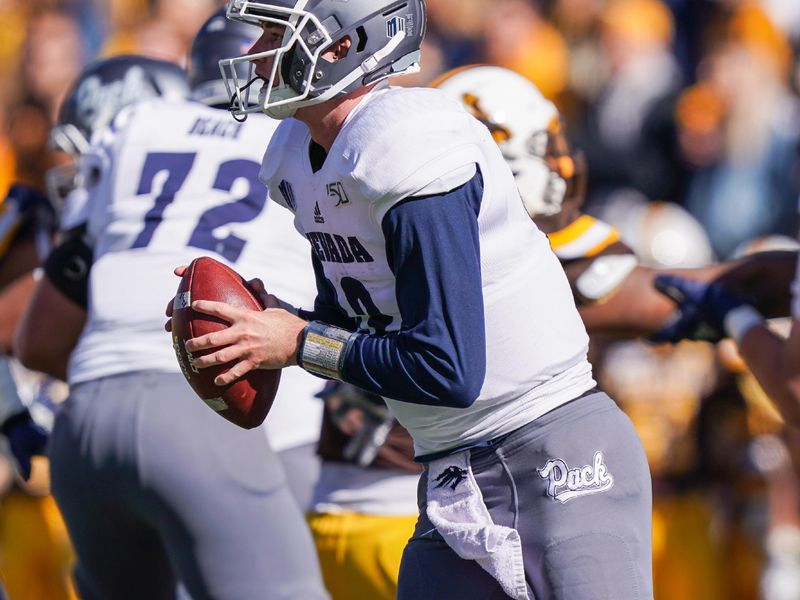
434, 466, 468, 491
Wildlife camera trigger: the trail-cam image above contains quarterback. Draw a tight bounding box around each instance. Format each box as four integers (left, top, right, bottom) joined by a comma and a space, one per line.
17, 15, 329, 600
184, 1, 653, 598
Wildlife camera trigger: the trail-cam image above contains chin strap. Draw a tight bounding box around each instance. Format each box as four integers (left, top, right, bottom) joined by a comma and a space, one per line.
229, 75, 266, 122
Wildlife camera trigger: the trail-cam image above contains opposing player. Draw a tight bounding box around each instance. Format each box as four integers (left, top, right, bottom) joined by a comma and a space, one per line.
434, 64, 796, 335
648, 263, 800, 428
180, 2, 654, 598
16, 17, 329, 600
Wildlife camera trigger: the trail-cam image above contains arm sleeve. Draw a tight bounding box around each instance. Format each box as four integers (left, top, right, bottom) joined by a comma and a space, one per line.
339, 170, 487, 409
42, 224, 92, 309
297, 251, 358, 331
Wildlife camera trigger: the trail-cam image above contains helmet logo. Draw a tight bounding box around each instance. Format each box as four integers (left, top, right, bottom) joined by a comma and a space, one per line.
75, 66, 149, 125
462, 93, 511, 143
387, 16, 406, 38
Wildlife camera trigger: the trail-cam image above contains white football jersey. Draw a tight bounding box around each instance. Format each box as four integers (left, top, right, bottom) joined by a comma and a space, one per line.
67, 97, 322, 450
262, 86, 595, 456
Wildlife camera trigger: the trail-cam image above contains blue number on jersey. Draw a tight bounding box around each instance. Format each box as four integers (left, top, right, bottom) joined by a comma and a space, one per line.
340, 276, 392, 334
187, 159, 266, 263
131, 152, 266, 263
131, 152, 195, 249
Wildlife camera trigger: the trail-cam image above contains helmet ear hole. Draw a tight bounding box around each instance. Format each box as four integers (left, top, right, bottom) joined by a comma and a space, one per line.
355, 26, 367, 53
280, 48, 296, 89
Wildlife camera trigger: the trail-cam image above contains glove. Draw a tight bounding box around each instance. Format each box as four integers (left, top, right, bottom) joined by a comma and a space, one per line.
650, 274, 748, 344
1, 411, 48, 480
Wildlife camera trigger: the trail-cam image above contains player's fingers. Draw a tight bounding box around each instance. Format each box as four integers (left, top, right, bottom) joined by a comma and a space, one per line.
190, 299, 240, 321
184, 327, 241, 353
215, 360, 255, 386
265, 294, 282, 309
191, 347, 237, 369
165, 319, 173, 333
247, 278, 271, 308
174, 265, 188, 277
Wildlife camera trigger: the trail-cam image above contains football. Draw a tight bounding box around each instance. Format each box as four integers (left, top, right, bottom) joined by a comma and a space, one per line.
171, 256, 280, 429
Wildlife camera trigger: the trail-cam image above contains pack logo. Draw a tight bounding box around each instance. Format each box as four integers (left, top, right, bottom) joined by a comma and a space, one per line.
387, 16, 406, 38
278, 180, 297, 211
314, 201, 325, 223
434, 466, 468, 491
327, 181, 350, 207
537, 451, 614, 503
76, 66, 149, 127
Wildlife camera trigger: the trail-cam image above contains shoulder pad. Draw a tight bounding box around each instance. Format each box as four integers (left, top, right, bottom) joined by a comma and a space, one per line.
336, 88, 484, 223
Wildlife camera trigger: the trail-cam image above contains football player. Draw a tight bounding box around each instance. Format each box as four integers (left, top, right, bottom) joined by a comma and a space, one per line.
433, 65, 796, 336
15, 15, 329, 600
0, 183, 70, 600
180, 2, 654, 598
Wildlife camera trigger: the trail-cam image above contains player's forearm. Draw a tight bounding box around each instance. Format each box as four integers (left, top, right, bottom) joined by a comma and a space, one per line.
0, 239, 40, 292
578, 266, 678, 336
579, 253, 796, 337
737, 325, 800, 426
339, 328, 485, 409
0, 274, 36, 354
14, 277, 86, 381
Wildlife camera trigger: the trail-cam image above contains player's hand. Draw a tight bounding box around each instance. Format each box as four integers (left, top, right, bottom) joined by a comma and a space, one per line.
650, 274, 747, 343
184, 300, 308, 385
246, 278, 282, 310
1, 411, 48, 481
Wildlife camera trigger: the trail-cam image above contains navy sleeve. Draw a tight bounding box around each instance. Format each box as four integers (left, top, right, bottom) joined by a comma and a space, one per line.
298, 251, 358, 331
340, 170, 487, 409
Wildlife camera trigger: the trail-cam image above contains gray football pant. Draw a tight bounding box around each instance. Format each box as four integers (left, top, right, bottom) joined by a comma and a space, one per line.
49, 372, 329, 600
277, 442, 321, 513
397, 391, 653, 600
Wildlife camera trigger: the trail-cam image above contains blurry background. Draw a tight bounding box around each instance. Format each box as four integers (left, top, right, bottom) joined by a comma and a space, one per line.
2, 0, 799, 257
2, 1, 800, 599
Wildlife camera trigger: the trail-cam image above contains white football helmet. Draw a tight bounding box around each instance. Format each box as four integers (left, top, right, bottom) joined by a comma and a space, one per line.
221, 0, 426, 120
434, 65, 582, 218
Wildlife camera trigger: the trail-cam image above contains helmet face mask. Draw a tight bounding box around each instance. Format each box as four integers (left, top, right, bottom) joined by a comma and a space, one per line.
434, 65, 585, 218
221, 0, 426, 120
221, 3, 333, 119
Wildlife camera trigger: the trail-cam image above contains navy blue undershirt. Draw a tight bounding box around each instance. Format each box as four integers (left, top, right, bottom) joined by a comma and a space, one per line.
302, 170, 487, 409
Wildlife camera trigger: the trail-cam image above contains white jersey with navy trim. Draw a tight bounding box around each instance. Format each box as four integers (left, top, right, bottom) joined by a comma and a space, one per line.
263, 86, 595, 456
67, 98, 322, 450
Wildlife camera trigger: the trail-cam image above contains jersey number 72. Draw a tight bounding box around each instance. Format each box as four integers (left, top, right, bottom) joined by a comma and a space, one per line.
130, 152, 265, 263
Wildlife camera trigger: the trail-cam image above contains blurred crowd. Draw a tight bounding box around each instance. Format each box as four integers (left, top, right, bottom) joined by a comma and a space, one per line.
2, 0, 800, 599
3, 0, 800, 256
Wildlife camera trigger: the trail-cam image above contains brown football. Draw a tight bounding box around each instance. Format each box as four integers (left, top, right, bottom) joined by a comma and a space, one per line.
171, 256, 280, 429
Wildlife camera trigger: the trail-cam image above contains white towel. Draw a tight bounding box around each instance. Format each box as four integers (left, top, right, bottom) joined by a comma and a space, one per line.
426, 451, 530, 600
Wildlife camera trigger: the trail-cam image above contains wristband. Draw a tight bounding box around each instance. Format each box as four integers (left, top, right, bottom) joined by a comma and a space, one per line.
297, 321, 357, 379
724, 305, 766, 345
